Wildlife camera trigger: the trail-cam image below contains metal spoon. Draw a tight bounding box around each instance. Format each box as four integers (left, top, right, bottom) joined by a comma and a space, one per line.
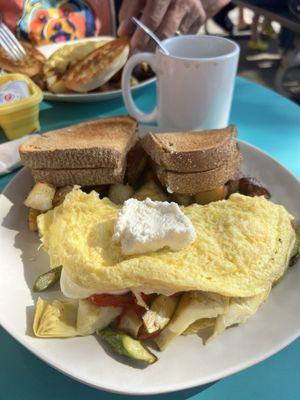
131, 17, 170, 55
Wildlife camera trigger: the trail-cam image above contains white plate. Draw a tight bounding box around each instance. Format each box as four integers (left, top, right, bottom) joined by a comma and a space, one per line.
0, 140, 299, 395
38, 38, 156, 102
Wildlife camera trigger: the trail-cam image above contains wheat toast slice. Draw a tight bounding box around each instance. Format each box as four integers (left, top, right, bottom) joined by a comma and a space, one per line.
153, 149, 241, 194
19, 116, 137, 170
141, 125, 238, 173
32, 165, 125, 187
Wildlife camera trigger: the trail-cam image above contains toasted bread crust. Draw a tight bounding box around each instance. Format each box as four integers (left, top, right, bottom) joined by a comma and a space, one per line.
43, 38, 112, 93
63, 37, 129, 92
0, 42, 45, 78
154, 150, 242, 194
19, 116, 137, 170
32, 165, 125, 187
141, 125, 237, 172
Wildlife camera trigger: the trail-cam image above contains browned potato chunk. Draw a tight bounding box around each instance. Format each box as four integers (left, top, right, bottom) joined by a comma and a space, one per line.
24, 182, 56, 211
28, 208, 41, 231
170, 193, 193, 206
194, 186, 227, 205
133, 180, 167, 202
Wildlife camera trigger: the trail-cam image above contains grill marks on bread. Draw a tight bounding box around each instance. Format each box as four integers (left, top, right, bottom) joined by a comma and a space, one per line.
63, 38, 130, 92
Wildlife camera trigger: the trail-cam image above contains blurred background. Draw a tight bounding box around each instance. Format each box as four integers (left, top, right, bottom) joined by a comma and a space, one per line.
202, 1, 300, 104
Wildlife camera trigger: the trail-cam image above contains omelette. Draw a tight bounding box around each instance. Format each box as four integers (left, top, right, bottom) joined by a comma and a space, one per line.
37, 188, 295, 297
33, 187, 296, 360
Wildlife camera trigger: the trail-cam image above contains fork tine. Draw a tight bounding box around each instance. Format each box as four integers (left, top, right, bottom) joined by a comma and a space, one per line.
0, 30, 23, 60
0, 32, 21, 60
1, 22, 26, 56
0, 21, 25, 54
0, 36, 20, 60
0, 27, 23, 56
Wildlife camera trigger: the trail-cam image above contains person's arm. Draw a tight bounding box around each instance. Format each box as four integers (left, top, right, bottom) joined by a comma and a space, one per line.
118, 0, 230, 49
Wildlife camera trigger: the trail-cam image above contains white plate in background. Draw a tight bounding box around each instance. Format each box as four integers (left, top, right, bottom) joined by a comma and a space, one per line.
0, 139, 299, 395
39, 37, 155, 103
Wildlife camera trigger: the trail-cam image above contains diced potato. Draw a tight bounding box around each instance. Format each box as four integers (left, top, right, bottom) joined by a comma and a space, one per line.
133, 180, 168, 202
24, 182, 56, 211
170, 193, 193, 206
28, 208, 41, 231
52, 186, 73, 207
108, 184, 134, 204
194, 186, 227, 205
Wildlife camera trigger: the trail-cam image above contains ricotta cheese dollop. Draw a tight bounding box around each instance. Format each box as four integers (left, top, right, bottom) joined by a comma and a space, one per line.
113, 198, 196, 255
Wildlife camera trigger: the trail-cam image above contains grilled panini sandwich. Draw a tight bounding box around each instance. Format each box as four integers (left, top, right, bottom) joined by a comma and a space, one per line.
43, 38, 113, 93
0, 42, 45, 86
63, 38, 130, 93
20, 116, 137, 186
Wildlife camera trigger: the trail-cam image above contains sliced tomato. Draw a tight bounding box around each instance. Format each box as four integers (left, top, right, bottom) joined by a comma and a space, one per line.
133, 304, 146, 318
90, 292, 158, 308
137, 324, 161, 340
89, 293, 135, 308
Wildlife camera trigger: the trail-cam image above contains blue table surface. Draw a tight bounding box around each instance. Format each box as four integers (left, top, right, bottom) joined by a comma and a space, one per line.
0, 77, 299, 400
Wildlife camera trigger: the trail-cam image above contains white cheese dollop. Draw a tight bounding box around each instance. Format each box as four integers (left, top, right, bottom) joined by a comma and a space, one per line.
113, 198, 196, 255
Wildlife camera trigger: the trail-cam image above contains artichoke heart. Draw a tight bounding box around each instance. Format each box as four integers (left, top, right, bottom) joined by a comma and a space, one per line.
182, 318, 216, 336
33, 297, 122, 338
206, 287, 271, 343
155, 291, 228, 351
33, 297, 78, 338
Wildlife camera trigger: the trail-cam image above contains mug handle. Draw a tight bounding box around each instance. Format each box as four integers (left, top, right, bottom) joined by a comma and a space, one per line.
122, 52, 157, 124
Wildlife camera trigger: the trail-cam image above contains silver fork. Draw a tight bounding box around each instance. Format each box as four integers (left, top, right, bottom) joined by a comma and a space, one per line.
0, 17, 26, 61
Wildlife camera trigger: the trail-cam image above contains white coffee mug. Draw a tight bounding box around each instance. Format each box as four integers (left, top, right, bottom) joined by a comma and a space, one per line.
122, 35, 240, 130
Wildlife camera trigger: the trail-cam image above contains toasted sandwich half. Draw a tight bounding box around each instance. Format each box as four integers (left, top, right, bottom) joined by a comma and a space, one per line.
0, 42, 45, 78
62, 37, 130, 93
